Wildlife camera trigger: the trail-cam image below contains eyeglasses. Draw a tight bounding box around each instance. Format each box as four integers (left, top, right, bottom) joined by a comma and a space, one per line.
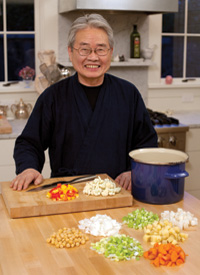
73, 46, 111, 56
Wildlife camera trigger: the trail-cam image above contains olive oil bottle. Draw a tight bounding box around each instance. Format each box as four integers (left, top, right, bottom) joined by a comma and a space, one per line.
130, 25, 140, 58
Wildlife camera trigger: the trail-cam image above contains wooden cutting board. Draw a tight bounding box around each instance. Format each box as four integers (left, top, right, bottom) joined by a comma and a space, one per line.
1, 174, 133, 218
0, 116, 12, 134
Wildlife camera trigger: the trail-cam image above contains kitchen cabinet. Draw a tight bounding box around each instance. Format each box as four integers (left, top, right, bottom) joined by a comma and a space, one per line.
171, 112, 200, 200
0, 139, 16, 185
185, 128, 200, 199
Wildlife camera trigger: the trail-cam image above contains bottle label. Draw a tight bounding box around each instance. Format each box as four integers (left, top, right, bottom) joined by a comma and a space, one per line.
133, 38, 140, 58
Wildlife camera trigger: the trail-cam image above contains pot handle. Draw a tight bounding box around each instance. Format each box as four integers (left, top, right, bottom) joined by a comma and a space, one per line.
165, 171, 189, 179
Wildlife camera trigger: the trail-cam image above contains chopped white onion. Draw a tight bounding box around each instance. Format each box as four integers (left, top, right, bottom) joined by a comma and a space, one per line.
78, 214, 122, 236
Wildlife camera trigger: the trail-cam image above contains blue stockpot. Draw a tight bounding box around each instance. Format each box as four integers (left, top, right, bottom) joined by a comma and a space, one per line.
129, 148, 189, 204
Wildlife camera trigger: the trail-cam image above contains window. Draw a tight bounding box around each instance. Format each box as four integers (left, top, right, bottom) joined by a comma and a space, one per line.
161, 0, 200, 78
0, 0, 35, 82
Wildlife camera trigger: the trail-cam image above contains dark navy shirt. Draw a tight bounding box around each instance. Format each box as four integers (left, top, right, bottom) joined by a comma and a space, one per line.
14, 73, 157, 179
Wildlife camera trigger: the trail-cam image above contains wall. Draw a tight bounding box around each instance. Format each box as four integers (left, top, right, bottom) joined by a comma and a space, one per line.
148, 85, 200, 113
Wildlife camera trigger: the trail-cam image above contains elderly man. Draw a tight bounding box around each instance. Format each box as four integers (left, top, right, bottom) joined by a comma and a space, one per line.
11, 14, 157, 191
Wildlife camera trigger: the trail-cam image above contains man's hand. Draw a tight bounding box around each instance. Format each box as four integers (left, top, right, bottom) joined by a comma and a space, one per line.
115, 171, 132, 191
10, 168, 43, 191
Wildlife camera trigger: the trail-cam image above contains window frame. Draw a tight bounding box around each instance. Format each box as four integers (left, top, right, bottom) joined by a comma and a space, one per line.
0, 0, 58, 91
148, 0, 200, 86
0, 0, 36, 82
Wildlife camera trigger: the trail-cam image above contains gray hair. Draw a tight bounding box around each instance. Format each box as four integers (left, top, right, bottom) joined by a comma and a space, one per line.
68, 14, 114, 48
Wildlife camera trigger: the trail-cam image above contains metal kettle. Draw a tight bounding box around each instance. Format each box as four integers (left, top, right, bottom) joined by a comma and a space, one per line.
11, 98, 32, 119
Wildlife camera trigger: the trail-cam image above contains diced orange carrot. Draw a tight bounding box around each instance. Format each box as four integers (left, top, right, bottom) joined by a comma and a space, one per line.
144, 243, 187, 268
168, 249, 174, 254
152, 257, 160, 267
171, 251, 178, 262
162, 254, 171, 261
148, 253, 156, 260
152, 248, 158, 256
174, 246, 182, 254
176, 259, 184, 266
159, 258, 166, 265
179, 251, 186, 262
143, 251, 149, 258
163, 243, 171, 252
159, 248, 167, 255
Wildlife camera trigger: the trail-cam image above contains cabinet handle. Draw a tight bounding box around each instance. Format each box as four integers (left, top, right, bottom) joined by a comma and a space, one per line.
157, 136, 164, 147
169, 136, 176, 146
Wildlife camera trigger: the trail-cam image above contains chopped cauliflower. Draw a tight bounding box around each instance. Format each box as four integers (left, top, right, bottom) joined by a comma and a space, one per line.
160, 208, 198, 230
83, 176, 121, 197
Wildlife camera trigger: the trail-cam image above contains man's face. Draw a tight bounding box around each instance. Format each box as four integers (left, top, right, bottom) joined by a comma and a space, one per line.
68, 27, 113, 86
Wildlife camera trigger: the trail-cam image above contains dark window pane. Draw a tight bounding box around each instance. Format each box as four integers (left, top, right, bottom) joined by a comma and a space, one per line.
7, 34, 35, 81
161, 36, 184, 78
6, 0, 34, 31
186, 37, 200, 77
162, 0, 185, 33
0, 0, 3, 31
0, 34, 4, 81
188, 0, 200, 33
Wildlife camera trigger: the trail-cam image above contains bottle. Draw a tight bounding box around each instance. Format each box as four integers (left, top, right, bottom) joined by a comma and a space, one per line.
130, 25, 140, 58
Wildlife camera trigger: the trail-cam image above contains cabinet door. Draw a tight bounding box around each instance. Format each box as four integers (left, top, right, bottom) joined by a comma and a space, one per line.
0, 139, 16, 192
185, 128, 200, 199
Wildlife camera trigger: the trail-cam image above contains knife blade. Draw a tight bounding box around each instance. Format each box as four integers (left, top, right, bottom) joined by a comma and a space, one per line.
26, 174, 97, 192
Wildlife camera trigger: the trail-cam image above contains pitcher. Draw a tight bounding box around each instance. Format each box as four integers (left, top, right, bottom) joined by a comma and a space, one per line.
11, 98, 32, 119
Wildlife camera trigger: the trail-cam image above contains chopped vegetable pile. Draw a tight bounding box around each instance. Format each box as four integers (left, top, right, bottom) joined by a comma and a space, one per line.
143, 243, 187, 267
46, 227, 89, 248
83, 176, 121, 196
122, 208, 159, 229
78, 214, 121, 236
143, 220, 188, 245
160, 208, 198, 230
91, 234, 144, 261
46, 183, 79, 201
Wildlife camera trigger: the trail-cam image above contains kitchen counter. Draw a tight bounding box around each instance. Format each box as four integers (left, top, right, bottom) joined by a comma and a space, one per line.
0, 118, 27, 139
0, 191, 200, 275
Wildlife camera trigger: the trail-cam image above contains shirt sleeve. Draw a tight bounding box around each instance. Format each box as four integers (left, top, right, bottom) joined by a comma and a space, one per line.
132, 90, 158, 149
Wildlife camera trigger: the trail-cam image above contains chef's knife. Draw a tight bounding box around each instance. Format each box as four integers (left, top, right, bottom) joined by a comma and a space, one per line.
26, 174, 96, 192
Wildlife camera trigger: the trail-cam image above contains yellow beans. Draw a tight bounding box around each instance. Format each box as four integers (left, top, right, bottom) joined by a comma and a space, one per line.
46, 227, 89, 248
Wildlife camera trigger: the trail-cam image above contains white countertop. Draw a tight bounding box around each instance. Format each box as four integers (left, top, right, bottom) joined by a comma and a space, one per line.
0, 119, 27, 139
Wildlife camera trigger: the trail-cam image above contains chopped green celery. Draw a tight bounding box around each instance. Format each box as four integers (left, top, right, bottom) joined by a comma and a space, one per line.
90, 234, 143, 261
122, 208, 159, 229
